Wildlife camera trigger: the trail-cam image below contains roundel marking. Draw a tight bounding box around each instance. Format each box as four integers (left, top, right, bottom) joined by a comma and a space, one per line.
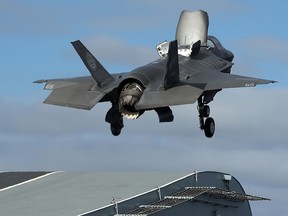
86, 52, 97, 70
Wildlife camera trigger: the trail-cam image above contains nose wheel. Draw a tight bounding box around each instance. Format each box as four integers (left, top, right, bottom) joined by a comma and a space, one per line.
197, 97, 215, 138
203, 117, 215, 138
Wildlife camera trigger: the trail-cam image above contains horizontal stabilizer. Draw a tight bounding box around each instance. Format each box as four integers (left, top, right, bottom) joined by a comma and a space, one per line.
164, 40, 179, 89
137, 85, 203, 110
71, 40, 114, 86
44, 86, 104, 110
35, 77, 108, 110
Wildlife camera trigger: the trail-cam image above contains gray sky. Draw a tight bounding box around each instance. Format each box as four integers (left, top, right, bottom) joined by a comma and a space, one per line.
0, 1, 287, 215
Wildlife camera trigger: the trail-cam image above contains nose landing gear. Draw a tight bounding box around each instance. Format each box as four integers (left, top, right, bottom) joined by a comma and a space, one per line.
197, 97, 215, 138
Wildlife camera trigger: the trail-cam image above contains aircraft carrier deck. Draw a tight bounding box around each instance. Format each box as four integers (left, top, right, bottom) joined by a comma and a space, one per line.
0, 171, 269, 216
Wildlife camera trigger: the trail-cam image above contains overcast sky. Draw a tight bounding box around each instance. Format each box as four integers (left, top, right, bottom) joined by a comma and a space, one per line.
0, 1, 287, 215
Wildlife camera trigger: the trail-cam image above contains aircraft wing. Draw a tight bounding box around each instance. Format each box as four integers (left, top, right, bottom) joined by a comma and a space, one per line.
188, 69, 275, 91
136, 71, 274, 110
136, 40, 274, 110
34, 77, 113, 110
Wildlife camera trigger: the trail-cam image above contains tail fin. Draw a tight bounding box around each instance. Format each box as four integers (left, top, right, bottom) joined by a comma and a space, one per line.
163, 40, 179, 89
71, 40, 114, 86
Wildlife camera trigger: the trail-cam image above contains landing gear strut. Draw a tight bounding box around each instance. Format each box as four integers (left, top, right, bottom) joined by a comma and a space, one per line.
105, 102, 124, 136
197, 97, 215, 138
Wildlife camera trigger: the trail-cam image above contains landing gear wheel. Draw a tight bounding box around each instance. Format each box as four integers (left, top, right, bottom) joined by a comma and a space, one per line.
110, 123, 122, 136
197, 96, 216, 138
204, 117, 215, 138
106, 102, 124, 136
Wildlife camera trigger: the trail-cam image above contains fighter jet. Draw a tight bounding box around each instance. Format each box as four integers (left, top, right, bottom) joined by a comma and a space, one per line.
34, 10, 275, 138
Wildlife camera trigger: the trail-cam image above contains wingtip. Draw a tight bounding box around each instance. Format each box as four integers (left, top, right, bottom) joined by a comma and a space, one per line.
71, 40, 80, 45
33, 79, 47, 84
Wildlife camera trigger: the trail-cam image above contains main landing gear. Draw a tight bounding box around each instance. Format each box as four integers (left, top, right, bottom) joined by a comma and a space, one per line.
105, 102, 124, 136
197, 97, 215, 138
105, 97, 216, 137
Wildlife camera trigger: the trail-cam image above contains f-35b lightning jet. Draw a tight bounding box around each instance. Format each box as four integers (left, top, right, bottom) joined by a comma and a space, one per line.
35, 10, 275, 138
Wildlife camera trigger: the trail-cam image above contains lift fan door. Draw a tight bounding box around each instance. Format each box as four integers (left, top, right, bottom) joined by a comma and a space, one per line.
176, 10, 209, 46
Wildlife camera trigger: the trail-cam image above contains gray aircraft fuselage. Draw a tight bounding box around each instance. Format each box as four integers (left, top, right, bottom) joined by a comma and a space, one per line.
35, 10, 275, 137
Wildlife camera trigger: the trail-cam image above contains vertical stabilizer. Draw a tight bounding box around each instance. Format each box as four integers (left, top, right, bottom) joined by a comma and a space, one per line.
71, 40, 114, 86
163, 40, 179, 89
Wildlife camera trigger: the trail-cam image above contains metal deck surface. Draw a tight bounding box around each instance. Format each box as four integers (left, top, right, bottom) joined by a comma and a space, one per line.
0, 171, 188, 216
0, 172, 51, 190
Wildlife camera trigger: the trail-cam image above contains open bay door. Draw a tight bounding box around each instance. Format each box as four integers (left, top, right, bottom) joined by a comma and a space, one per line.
176, 10, 209, 56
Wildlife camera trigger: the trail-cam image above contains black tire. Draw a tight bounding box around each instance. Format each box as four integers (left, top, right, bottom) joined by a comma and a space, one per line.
204, 117, 215, 138
111, 123, 122, 136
